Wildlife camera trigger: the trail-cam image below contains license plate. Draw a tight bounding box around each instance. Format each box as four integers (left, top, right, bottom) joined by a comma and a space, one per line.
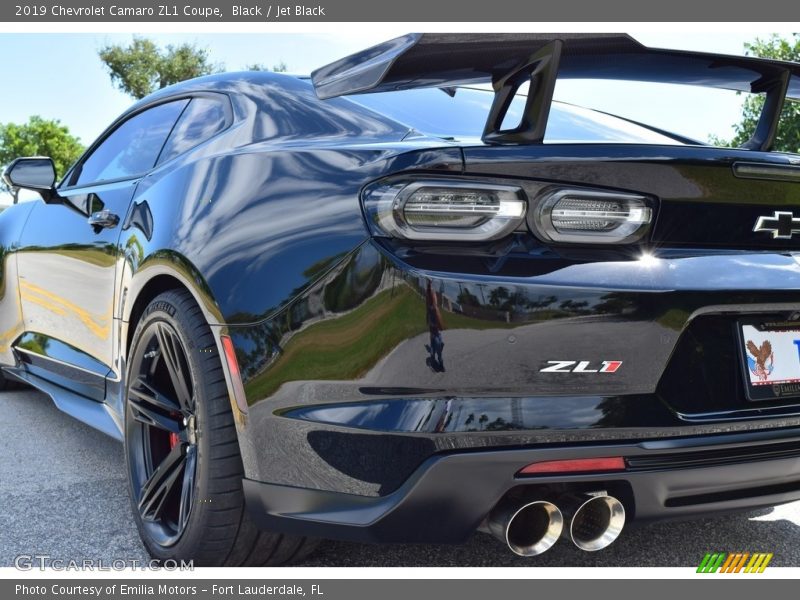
739, 320, 800, 401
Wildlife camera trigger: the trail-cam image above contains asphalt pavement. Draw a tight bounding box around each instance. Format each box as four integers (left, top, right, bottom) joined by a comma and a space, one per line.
2, 388, 800, 568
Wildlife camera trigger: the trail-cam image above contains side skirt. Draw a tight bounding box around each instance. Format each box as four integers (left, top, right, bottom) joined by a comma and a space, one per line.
2, 366, 123, 441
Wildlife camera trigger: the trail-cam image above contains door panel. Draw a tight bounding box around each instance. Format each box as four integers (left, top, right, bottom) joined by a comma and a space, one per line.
15, 180, 137, 391
0, 202, 36, 368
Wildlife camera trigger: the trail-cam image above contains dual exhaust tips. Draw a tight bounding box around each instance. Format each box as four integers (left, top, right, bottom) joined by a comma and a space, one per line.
488, 493, 625, 557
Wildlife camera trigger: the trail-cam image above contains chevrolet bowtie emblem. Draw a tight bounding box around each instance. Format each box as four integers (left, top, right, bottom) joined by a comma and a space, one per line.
754, 211, 800, 239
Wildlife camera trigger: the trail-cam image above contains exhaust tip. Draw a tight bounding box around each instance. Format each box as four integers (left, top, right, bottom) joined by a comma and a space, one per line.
568, 495, 625, 551
503, 501, 564, 557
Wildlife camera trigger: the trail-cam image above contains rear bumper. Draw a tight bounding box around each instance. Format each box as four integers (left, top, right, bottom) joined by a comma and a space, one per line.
231, 240, 800, 535
244, 426, 800, 543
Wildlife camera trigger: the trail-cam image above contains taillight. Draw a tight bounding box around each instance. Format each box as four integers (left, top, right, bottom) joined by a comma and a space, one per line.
531, 188, 653, 244
362, 179, 527, 241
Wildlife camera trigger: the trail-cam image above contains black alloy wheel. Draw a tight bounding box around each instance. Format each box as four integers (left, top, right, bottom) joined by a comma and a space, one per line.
124, 289, 318, 566
126, 319, 198, 547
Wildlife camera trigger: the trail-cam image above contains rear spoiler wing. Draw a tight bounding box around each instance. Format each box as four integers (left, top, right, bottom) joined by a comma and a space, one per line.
311, 33, 800, 150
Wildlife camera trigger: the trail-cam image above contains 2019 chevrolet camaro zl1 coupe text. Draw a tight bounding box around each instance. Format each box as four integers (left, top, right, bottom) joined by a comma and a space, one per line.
2, 34, 800, 565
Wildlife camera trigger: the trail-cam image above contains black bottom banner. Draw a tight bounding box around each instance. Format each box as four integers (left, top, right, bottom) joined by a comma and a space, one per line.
2, 579, 790, 600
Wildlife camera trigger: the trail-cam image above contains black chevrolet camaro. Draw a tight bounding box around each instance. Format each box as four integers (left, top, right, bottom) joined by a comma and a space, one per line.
2, 33, 800, 566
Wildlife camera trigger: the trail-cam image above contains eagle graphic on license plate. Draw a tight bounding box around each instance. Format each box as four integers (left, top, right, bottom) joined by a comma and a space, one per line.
740, 323, 800, 400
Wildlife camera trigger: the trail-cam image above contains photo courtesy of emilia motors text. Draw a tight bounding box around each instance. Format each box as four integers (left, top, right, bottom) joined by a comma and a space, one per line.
2, 0, 800, 596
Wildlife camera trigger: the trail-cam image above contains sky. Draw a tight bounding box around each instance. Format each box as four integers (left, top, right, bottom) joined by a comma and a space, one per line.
0, 31, 783, 144
0, 33, 392, 144
0, 30, 795, 204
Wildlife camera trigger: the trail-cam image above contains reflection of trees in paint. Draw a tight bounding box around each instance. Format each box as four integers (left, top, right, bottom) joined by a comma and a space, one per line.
18, 333, 50, 356
461, 412, 522, 432
233, 245, 395, 384
243, 284, 427, 401
234, 243, 709, 403
488, 286, 510, 308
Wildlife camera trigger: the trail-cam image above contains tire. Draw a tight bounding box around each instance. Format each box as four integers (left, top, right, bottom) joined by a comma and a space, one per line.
124, 289, 318, 566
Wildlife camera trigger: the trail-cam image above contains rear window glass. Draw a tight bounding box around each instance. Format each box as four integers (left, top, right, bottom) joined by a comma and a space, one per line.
158, 96, 230, 165
350, 86, 682, 144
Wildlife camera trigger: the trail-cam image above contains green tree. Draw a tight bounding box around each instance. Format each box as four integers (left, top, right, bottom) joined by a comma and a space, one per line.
456, 288, 480, 307
98, 37, 220, 99
0, 116, 84, 196
722, 34, 800, 153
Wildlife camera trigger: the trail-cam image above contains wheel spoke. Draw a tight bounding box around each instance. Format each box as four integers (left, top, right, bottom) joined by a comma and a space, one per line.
138, 445, 185, 522
177, 445, 197, 533
129, 400, 182, 433
129, 377, 181, 412
129, 378, 182, 433
154, 322, 193, 412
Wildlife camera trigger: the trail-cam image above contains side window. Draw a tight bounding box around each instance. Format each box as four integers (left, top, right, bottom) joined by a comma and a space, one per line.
73, 100, 189, 186
157, 97, 230, 165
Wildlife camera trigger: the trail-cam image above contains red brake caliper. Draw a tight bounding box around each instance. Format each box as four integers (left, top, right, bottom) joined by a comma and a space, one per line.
169, 412, 181, 449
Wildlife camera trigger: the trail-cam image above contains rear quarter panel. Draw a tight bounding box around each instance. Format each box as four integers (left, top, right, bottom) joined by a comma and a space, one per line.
118, 142, 464, 327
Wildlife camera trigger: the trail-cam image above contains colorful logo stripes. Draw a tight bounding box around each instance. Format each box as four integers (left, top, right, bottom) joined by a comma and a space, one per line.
697, 552, 773, 573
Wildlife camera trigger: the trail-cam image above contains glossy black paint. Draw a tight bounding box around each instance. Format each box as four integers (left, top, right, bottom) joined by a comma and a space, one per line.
0, 201, 35, 368
3, 70, 800, 544
16, 180, 134, 374
227, 238, 800, 495
244, 427, 800, 542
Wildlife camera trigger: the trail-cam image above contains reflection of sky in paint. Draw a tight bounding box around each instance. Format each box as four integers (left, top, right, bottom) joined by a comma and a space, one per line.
164, 144, 386, 318
424, 253, 800, 318
285, 395, 603, 432
534, 254, 800, 291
